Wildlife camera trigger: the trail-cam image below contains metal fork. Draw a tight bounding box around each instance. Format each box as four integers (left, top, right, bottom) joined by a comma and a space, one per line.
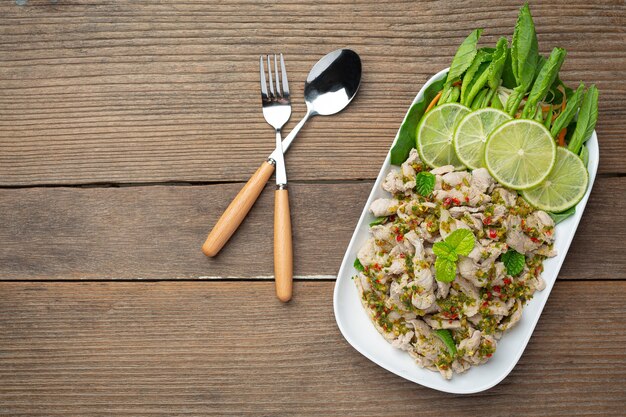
260, 54, 293, 302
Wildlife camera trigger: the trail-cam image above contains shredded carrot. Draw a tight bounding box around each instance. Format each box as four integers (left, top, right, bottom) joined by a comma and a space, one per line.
425, 91, 443, 113
557, 128, 567, 147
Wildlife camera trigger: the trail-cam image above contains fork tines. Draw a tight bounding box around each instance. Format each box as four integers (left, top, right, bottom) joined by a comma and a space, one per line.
260, 54, 290, 100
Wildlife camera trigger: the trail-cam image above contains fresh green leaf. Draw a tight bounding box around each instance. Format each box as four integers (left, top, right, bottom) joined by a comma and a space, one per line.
435, 257, 457, 283
415, 171, 436, 196
568, 85, 599, 154
434, 329, 458, 356
433, 241, 458, 262
354, 258, 365, 272
461, 50, 492, 105
442, 29, 483, 98
501, 48, 517, 89
390, 78, 445, 165
487, 38, 509, 91
506, 3, 539, 116
550, 82, 584, 137
444, 229, 476, 256
369, 217, 387, 227
548, 207, 576, 224
447, 85, 461, 104
522, 47, 567, 118
463, 60, 491, 107
579, 145, 589, 167
511, 3, 539, 90
501, 249, 525, 276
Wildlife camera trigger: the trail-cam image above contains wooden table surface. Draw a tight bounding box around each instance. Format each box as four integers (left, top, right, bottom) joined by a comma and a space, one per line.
1, 1, 625, 415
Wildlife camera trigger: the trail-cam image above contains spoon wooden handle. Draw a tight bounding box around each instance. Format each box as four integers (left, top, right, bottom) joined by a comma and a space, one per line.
202, 161, 275, 257
274, 188, 293, 302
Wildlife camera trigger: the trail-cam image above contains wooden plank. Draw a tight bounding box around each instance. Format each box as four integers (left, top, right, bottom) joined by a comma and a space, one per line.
0, 177, 623, 280
0, 280, 624, 416
0, 1, 624, 186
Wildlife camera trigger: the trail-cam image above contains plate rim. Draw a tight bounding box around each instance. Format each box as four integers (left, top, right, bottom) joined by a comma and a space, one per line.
332, 68, 600, 394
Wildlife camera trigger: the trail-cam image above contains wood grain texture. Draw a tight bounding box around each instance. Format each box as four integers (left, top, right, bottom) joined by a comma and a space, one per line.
0, 177, 624, 281
1, 280, 625, 416
0, 0, 624, 185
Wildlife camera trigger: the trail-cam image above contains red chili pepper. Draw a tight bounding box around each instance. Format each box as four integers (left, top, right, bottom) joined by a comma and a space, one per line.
484, 217, 492, 225
489, 229, 497, 239
486, 353, 493, 358
443, 197, 452, 207
503, 278, 512, 285
399, 253, 406, 258
396, 234, 404, 242
530, 237, 540, 243
493, 285, 501, 293
481, 301, 489, 308
464, 196, 470, 203
452, 198, 461, 206
486, 291, 492, 299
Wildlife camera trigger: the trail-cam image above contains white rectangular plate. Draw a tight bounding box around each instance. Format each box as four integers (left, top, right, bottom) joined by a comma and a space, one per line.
333, 68, 599, 394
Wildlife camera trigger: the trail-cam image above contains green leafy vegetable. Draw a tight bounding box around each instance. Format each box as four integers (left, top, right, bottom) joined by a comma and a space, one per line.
487, 38, 509, 92
548, 206, 576, 224
506, 3, 539, 115
433, 241, 458, 262
434, 329, 458, 356
471, 88, 489, 110
390, 78, 445, 165
444, 229, 476, 256
461, 50, 492, 106
369, 217, 387, 227
415, 171, 436, 196
441, 29, 483, 99
543, 106, 553, 129
550, 82, 584, 137
435, 257, 457, 283
354, 258, 365, 272
568, 85, 599, 154
522, 47, 567, 118
501, 249, 525, 276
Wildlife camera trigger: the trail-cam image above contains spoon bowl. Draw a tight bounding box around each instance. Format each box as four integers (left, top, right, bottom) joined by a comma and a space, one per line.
304, 49, 362, 116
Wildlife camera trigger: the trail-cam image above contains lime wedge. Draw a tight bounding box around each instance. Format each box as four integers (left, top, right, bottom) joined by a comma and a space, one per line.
453, 108, 511, 170
484, 119, 556, 190
522, 147, 589, 212
417, 103, 470, 169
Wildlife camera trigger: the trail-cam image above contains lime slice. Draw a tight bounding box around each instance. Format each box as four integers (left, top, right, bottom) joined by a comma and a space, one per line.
417, 103, 470, 169
453, 108, 511, 170
484, 119, 556, 190
522, 147, 589, 212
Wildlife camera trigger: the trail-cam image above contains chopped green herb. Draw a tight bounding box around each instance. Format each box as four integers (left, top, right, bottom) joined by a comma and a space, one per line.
354, 258, 365, 272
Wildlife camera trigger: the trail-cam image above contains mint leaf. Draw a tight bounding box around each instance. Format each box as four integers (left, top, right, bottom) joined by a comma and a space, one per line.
369, 216, 386, 227
354, 258, 365, 272
434, 329, 457, 356
501, 249, 525, 276
444, 229, 475, 256
415, 172, 435, 196
433, 241, 457, 262
435, 257, 457, 283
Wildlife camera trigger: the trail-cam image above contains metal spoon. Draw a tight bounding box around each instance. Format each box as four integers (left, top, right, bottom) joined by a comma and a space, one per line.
202, 49, 362, 257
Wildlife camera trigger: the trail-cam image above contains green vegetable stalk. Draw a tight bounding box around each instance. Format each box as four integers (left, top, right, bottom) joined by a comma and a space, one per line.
462, 37, 508, 107
568, 85, 599, 154
550, 82, 584, 137
521, 47, 567, 118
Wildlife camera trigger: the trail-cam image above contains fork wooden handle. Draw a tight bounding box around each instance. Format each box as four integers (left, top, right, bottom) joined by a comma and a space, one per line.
274, 188, 293, 302
202, 161, 275, 257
